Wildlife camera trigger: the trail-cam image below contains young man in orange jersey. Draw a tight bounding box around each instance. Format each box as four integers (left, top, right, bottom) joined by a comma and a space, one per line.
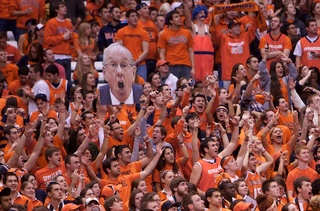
3, 173, 33, 211
158, 10, 194, 79
189, 116, 240, 197
293, 177, 313, 211
243, 143, 273, 199
259, 16, 292, 69
45, 64, 72, 107
115, 9, 149, 81
44, 1, 74, 81
137, 3, 158, 76
286, 146, 319, 198
294, 19, 320, 70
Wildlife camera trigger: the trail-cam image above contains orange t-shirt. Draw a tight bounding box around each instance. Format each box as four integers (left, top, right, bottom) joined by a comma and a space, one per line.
74, 38, 97, 60
7, 79, 29, 95
0, 63, 19, 83
277, 111, 294, 132
35, 164, 67, 190
29, 109, 58, 124
9, 0, 46, 29
86, 1, 104, 21
286, 167, 319, 193
158, 27, 193, 66
258, 33, 292, 69
213, 20, 257, 81
5, 44, 21, 64
44, 18, 74, 55
100, 173, 140, 204
108, 130, 134, 150
0, 0, 16, 19
138, 19, 158, 60
115, 26, 150, 65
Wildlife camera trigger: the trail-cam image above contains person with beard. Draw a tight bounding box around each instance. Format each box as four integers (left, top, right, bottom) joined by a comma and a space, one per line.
185, 4, 214, 82
182, 192, 206, 211
293, 177, 313, 211
170, 177, 188, 205
98, 6, 127, 51
286, 146, 319, 198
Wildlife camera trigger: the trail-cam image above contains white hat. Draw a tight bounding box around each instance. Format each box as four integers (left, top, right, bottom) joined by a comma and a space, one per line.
171, 2, 183, 11
85, 198, 100, 206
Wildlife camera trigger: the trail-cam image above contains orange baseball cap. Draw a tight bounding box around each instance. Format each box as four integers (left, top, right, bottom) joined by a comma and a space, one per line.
234, 202, 254, 211
156, 60, 169, 67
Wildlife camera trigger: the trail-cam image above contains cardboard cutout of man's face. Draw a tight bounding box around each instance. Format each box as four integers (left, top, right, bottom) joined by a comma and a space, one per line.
103, 45, 136, 104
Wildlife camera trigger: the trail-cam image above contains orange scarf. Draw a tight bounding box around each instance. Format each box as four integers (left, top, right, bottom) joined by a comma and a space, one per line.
212, 1, 268, 32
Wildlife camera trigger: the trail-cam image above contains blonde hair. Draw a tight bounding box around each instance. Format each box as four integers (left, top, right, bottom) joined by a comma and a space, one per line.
311, 195, 320, 211
75, 54, 95, 85
159, 3, 171, 16
77, 22, 92, 46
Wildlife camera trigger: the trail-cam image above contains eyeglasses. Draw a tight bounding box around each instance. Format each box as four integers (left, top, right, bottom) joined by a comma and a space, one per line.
104, 62, 133, 71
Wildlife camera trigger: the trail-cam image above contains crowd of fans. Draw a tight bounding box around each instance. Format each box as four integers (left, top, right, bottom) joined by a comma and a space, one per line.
0, 0, 320, 211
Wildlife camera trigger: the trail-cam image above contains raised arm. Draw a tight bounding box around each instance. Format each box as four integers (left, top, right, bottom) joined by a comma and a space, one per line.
219, 116, 240, 158
92, 125, 110, 168
287, 111, 299, 152
140, 143, 163, 179
127, 106, 146, 136
256, 142, 273, 174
